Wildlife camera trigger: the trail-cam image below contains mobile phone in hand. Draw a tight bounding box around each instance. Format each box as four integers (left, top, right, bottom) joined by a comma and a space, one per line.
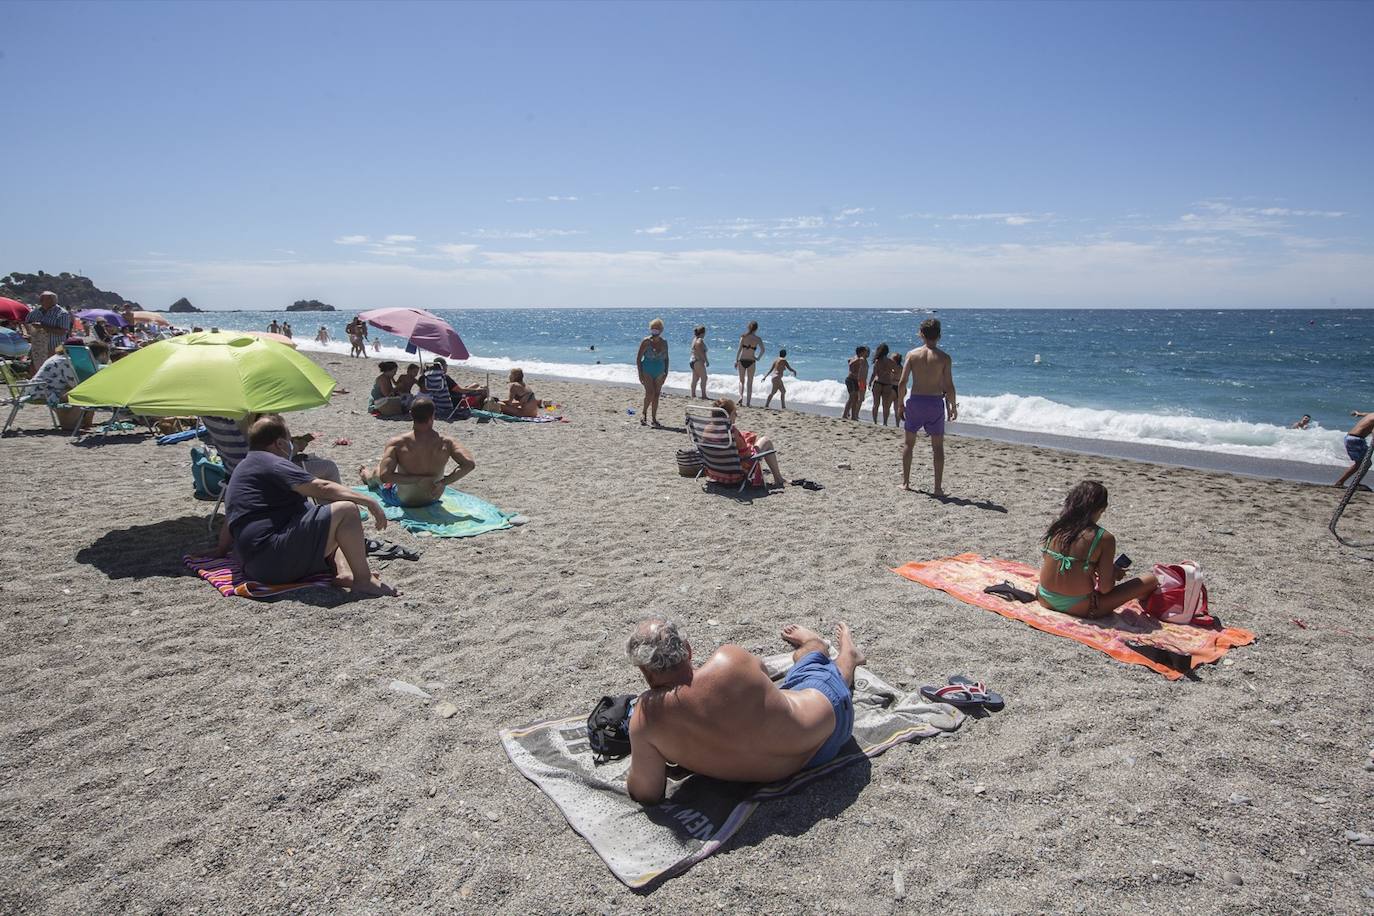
1115, 553, 1132, 570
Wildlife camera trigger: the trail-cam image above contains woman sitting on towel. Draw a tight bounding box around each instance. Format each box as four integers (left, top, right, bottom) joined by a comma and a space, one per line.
370, 361, 405, 416
711, 398, 787, 489
499, 368, 543, 418
1037, 480, 1159, 618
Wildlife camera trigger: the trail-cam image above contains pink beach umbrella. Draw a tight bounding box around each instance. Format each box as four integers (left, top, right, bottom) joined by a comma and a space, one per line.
358, 307, 469, 360
0, 297, 30, 322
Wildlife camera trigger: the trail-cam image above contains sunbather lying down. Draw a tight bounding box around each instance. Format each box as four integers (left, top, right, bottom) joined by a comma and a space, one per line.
356, 396, 476, 508
624, 616, 863, 805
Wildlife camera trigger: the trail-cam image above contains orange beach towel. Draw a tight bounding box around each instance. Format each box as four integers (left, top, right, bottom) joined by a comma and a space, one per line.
891, 554, 1255, 681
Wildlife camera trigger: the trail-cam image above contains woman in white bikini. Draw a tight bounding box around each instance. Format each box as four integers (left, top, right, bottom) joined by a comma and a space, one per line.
735, 320, 764, 407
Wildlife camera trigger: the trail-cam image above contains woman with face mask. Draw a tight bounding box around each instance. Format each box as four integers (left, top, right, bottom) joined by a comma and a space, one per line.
636, 317, 670, 427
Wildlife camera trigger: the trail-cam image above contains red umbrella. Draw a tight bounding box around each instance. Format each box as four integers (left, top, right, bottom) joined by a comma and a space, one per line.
0, 297, 31, 322
359, 307, 469, 360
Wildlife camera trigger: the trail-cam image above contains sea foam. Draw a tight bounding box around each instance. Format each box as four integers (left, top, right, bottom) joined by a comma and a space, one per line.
298, 341, 1347, 467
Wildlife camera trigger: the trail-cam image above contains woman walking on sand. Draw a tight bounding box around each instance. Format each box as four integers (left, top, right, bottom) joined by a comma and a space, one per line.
869, 343, 901, 426
636, 318, 670, 426
689, 325, 710, 399
735, 320, 764, 407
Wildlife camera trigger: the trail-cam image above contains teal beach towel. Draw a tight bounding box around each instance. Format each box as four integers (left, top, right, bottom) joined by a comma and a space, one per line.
354, 485, 515, 538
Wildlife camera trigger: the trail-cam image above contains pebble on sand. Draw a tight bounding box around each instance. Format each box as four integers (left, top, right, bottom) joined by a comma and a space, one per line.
434, 702, 459, 719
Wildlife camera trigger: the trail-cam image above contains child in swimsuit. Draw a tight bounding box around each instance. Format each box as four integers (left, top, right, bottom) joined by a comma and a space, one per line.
763, 349, 796, 410
1037, 481, 1159, 618
841, 346, 869, 421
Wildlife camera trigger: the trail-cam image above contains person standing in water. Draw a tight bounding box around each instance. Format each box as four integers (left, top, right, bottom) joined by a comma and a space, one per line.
841, 346, 869, 421
636, 318, 670, 426
898, 318, 957, 495
689, 325, 709, 399
735, 320, 764, 407
763, 349, 796, 409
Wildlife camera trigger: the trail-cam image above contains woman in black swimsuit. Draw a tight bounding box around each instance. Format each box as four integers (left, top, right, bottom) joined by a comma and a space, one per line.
869, 343, 901, 426
735, 320, 764, 407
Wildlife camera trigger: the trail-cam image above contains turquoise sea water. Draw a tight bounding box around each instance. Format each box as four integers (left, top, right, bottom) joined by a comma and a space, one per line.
184, 308, 1371, 466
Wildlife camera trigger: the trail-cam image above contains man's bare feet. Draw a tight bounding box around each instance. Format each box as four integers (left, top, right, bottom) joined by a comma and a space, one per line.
833, 621, 866, 669
901, 482, 914, 492
781, 623, 825, 649
357, 464, 372, 487
351, 574, 399, 597
932, 488, 947, 498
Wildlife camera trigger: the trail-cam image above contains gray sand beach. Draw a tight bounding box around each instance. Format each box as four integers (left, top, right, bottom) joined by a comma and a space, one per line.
2, 353, 1372, 914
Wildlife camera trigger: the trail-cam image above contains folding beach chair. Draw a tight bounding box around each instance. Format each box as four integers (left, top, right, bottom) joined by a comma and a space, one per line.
422, 366, 466, 420
684, 406, 776, 492
199, 415, 250, 531
1, 361, 58, 435
63, 344, 122, 442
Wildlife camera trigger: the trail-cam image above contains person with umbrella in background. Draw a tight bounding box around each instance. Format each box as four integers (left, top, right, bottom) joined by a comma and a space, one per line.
24, 291, 73, 374
215, 413, 397, 597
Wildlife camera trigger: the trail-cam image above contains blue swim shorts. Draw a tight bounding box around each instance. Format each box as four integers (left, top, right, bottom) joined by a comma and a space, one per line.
1346, 435, 1369, 466
780, 651, 854, 769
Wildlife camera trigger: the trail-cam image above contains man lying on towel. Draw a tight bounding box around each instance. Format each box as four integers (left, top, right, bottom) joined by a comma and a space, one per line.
357, 396, 477, 507
215, 414, 398, 597
624, 616, 864, 805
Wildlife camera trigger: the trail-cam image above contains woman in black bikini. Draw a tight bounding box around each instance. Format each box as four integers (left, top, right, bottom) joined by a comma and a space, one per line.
869, 343, 901, 426
735, 320, 764, 407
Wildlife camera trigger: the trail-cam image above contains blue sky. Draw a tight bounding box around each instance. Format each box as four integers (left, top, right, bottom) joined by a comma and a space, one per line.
3, 0, 1372, 309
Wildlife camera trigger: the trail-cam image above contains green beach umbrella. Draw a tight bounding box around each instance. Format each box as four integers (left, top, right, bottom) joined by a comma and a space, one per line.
67, 331, 336, 419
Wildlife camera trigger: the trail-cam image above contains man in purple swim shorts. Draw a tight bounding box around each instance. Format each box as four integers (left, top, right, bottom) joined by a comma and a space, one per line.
897, 318, 957, 496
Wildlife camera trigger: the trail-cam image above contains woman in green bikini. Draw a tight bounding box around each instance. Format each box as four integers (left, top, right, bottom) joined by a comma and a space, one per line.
1038, 480, 1159, 618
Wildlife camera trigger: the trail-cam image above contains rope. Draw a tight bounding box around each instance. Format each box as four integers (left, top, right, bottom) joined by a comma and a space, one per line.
1330, 441, 1374, 548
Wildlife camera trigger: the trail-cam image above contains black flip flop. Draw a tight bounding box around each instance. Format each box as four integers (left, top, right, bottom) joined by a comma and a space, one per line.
789, 478, 825, 491
983, 580, 1035, 603
919, 683, 989, 709
949, 674, 1005, 711
366, 540, 421, 561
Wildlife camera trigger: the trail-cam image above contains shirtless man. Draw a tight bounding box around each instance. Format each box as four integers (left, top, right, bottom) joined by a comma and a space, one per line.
841, 345, 869, 420
624, 616, 863, 805
1335, 410, 1374, 489
897, 318, 957, 495
357, 396, 476, 507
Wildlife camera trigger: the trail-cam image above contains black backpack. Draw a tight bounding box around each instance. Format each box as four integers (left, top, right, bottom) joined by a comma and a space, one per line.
586, 694, 635, 764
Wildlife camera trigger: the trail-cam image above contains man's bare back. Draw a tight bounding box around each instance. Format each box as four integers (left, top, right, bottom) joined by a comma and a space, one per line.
901, 344, 954, 400
631, 646, 833, 784
626, 622, 863, 803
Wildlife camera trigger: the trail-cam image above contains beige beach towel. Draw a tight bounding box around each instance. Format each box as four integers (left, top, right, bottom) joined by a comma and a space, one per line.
500, 653, 964, 889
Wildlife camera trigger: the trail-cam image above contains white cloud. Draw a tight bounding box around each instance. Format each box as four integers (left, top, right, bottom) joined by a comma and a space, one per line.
837, 207, 870, 218
509, 195, 580, 203
650, 185, 682, 192
462, 228, 585, 240
436, 243, 478, 262
903, 211, 1048, 226
364, 245, 416, 257
334, 235, 369, 245
636, 225, 670, 236
383, 234, 417, 243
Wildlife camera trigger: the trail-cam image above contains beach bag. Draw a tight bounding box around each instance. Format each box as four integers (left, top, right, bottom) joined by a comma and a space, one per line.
1142, 562, 1210, 625
676, 447, 704, 477
191, 446, 228, 500
586, 694, 636, 765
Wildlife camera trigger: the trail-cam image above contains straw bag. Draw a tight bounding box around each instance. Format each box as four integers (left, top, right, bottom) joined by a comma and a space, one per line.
676, 447, 704, 477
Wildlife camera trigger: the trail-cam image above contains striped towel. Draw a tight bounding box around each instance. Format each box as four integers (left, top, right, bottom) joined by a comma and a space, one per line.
184, 554, 335, 599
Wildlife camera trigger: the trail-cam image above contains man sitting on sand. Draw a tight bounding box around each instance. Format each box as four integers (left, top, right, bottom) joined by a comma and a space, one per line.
357, 396, 476, 507
898, 318, 957, 496
624, 616, 862, 805
215, 414, 397, 597
1335, 409, 1374, 489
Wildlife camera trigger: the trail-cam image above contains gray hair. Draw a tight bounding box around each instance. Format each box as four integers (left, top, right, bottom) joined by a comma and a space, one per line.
626, 616, 689, 671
